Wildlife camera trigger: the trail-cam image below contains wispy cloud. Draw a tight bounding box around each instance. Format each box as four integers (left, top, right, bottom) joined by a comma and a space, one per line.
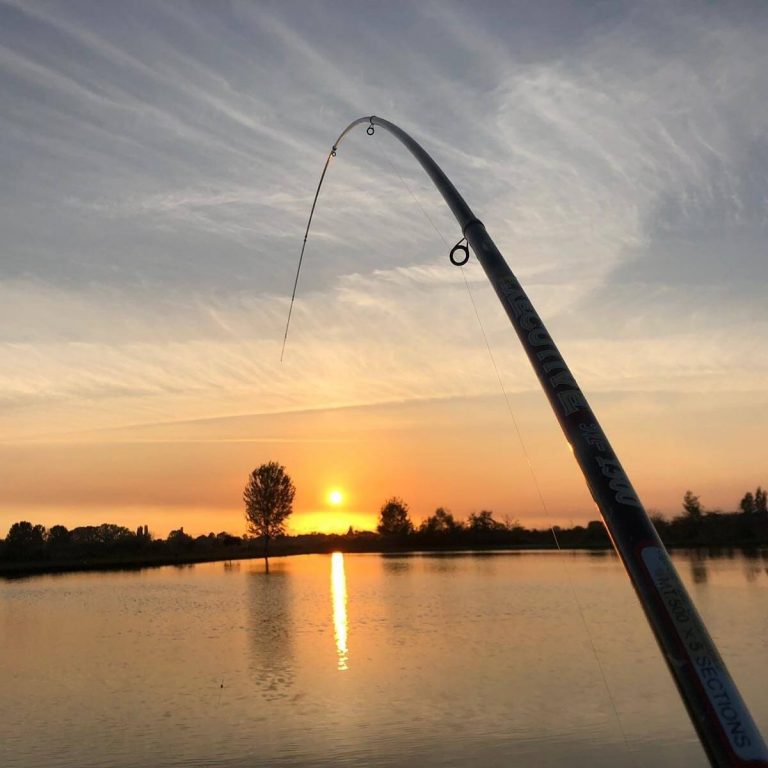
1, 0, 767, 467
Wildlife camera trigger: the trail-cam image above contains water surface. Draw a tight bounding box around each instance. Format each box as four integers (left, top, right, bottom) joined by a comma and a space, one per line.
2, 550, 767, 767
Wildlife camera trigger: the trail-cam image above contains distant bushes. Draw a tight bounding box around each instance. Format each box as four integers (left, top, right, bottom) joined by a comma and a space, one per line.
371, 489, 768, 550
373, 501, 611, 549
650, 495, 768, 548
0, 521, 249, 567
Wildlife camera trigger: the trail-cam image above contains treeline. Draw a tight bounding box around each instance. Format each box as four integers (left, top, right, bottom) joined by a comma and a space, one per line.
649, 489, 768, 548
371, 490, 768, 550
371, 501, 612, 549
0, 522, 251, 570
2, 487, 766, 575
0, 516, 609, 570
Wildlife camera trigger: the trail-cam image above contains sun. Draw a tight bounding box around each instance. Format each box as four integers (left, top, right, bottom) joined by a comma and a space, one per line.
328, 489, 344, 506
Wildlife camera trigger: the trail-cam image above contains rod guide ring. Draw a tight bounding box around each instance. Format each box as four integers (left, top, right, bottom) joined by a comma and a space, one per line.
449, 238, 470, 266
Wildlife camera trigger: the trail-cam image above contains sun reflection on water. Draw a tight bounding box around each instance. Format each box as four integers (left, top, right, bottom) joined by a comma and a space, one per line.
331, 551, 349, 671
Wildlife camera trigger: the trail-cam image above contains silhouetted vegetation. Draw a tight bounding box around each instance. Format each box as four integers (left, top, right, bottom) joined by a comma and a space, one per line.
650, 486, 768, 548
0, 521, 251, 576
243, 462, 295, 570
377, 497, 414, 539
2, 487, 765, 577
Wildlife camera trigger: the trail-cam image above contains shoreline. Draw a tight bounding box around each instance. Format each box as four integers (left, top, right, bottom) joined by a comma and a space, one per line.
3, 542, 766, 580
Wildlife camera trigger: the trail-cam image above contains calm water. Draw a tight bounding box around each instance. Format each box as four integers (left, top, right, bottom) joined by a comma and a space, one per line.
1, 550, 767, 767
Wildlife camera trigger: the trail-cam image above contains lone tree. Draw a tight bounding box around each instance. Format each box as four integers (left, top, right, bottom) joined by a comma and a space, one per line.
243, 462, 295, 570
377, 497, 413, 538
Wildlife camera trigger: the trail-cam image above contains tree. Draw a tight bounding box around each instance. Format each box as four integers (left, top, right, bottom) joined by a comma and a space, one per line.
167, 527, 193, 551
46, 525, 71, 557
4, 521, 46, 560
377, 497, 413, 538
682, 491, 702, 519
740, 492, 756, 515
243, 462, 295, 570
755, 486, 767, 516
47, 525, 71, 546
468, 510, 505, 532
419, 507, 458, 536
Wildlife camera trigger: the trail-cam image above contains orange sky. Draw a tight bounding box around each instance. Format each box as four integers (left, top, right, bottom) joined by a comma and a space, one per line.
2, 389, 767, 538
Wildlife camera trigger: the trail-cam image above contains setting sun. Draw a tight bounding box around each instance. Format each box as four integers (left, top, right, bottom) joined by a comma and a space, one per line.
328, 489, 344, 506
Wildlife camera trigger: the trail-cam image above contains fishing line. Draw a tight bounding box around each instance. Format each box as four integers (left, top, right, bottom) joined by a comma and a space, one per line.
374, 136, 637, 766
373, 135, 448, 244
461, 279, 638, 767
288, 129, 635, 763
373, 138, 558, 531
281, 117, 372, 361
283, 116, 768, 765
460, 261, 639, 768
281, 147, 336, 362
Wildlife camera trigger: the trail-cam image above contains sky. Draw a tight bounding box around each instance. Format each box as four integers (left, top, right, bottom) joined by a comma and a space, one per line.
1, 0, 767, 537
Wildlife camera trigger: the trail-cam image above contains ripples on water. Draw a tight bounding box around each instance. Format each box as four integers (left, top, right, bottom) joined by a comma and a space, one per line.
1, 550, 766, 767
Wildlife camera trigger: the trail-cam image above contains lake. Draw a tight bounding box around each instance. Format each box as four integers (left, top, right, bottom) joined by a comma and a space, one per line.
1, 550, 767, 767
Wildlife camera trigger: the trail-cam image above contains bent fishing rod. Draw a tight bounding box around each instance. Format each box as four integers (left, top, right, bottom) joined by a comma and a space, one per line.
285, 115, 768, 768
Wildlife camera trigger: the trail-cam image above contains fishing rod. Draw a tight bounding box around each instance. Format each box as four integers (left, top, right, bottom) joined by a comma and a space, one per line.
286, 115, 768, 768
